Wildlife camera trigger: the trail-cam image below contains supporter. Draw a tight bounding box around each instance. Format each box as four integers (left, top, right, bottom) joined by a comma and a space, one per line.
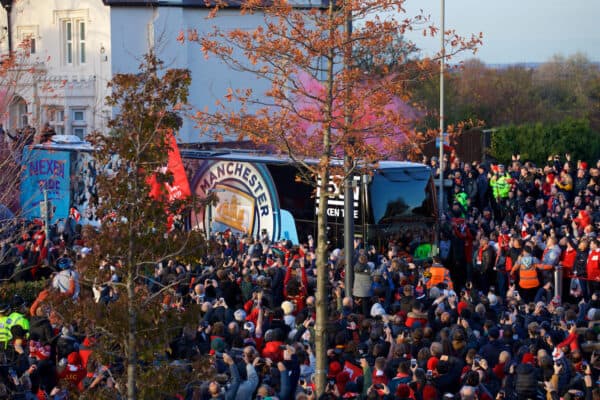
2, 151, 600, 400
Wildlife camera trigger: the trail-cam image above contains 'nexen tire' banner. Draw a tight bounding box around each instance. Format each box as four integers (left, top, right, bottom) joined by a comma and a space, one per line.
20, 148, 70, 222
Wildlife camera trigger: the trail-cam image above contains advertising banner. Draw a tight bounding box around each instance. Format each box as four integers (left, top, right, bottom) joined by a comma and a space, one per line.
20, 148, 70, 222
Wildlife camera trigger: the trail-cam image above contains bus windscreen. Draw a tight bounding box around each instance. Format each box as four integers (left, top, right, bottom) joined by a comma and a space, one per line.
369, 168, 435, 225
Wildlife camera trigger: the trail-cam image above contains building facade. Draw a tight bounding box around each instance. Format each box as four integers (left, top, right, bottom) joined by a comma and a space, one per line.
1, 0, 111, 139
105, 0, 276, 143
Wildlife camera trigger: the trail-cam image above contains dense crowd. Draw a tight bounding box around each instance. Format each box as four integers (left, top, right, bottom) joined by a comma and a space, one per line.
0, 152, 598, 399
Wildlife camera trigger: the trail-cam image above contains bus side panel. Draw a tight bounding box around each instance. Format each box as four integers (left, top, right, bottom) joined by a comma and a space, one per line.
20, 148, 71, 223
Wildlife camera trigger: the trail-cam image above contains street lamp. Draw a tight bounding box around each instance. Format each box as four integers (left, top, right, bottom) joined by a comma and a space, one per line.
437, 0, 445, 246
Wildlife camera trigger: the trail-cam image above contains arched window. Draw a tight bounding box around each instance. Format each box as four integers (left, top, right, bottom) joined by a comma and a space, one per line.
9, 96, 28, 130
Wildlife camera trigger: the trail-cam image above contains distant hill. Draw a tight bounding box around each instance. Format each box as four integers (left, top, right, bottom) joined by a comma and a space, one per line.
485, 62, 600, 69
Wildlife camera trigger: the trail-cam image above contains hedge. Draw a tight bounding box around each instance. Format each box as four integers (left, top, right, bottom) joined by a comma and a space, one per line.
0, 280, 47, 305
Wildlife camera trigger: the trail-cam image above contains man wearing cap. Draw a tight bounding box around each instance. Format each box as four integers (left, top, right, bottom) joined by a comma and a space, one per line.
51, 254, 80, 300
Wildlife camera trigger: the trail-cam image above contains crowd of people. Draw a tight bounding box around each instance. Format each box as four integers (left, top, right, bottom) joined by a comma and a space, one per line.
0, 152, 598, 399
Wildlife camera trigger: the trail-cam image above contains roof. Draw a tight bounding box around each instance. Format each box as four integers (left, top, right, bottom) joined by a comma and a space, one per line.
103, 0, 324, 8
180, 149, 430, 173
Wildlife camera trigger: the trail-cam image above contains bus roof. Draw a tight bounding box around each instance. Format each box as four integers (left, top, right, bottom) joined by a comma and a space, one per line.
32, 135, 95, 152
179, 149, 429, 172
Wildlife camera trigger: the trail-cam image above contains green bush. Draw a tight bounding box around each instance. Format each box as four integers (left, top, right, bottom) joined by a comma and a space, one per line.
0, 280, 47, 305
489, 118, 600, 166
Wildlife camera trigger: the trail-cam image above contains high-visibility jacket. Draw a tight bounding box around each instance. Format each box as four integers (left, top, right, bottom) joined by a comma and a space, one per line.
519, 265, 540, 289
414, 243, 432, 261
0, 316, 11, 347
7, 312, 29, 333
426, 265, 453, 290
491, 173, 511, 199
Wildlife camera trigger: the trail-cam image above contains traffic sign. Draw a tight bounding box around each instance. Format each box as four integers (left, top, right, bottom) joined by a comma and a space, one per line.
435, 133, 449, 148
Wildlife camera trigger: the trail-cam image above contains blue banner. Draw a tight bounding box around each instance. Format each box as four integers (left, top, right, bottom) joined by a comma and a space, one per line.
20, 148, 70, 223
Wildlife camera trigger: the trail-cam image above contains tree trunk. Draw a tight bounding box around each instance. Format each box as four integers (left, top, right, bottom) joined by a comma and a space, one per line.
127, 277, 137, 400
127, 196, 137, 400
315, 9, 335, 392
314, 166, 330, 397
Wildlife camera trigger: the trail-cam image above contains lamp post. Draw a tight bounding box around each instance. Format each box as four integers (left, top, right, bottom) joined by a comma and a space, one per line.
343, 2, 354, 298
438, 0, 445, 237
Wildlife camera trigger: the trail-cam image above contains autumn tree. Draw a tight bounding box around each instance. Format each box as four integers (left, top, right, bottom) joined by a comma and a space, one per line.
183, 0, 480, 394
0, 39, 51, 254
47, 53, 207, 400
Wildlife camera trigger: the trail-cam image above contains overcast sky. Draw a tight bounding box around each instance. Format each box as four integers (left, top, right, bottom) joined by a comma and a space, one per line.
400, 0, 600, 64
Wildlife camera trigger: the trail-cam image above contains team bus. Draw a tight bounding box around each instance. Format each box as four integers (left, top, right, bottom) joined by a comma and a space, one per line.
19, 137, 437, 249
181, 149, 438, 249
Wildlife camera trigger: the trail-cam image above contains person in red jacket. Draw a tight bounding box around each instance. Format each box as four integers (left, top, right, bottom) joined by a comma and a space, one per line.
58, 352, 86, 390
283, 256, 308, 314
586, 239, 600, 294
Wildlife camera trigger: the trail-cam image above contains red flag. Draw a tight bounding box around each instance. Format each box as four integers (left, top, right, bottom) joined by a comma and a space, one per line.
148, 131, 191, 201
342, 360, 363, 382
147, 131, 191, 231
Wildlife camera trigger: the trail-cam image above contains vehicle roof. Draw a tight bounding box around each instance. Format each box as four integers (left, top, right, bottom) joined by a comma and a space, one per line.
180, 149, 429, 171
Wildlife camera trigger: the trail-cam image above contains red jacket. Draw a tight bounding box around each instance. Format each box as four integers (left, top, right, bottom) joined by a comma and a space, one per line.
560, 247, 577, 276
261, 340, 284, 363
557, 331, 579, 352
586, 249, 600, 281
283, 265, 308, 313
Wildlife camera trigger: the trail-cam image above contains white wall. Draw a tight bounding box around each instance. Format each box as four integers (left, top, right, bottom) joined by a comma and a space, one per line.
109, 5, 271, 143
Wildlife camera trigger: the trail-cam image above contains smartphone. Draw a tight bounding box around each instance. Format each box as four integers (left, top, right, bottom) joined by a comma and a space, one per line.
426, 370, 433, 379
513, 290, 519, 297
411, 359, 417, 368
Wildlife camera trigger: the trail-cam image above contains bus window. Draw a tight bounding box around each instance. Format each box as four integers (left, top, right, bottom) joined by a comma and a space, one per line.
369, 168, 435, 224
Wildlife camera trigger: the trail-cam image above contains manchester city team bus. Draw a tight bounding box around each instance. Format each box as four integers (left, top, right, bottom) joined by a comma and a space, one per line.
19, 137, 437, 249
181, 149, 438, 249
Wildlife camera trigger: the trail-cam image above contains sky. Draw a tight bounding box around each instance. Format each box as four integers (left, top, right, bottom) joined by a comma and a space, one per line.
400, 0, 600, 65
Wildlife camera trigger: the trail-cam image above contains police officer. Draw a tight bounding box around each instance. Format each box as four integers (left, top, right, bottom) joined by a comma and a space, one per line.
0, 303, 11, 348
6, 295, 29, 336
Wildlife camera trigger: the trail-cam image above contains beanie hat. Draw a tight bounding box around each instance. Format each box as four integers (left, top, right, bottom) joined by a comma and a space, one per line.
522, 353, 535, 365
396, 383, 411, 397
281, 301, 294, 315
234, 309, 247, 322
457, 301, 469, 316
429, 287, 441, 299
210, 337, 226, 355
587, 308, 600, 321
427, 356, 439, 371
243, 321, 255, 335
328, 361, 342, 378
67, 352, 81, 365
370, 303, 386, 318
